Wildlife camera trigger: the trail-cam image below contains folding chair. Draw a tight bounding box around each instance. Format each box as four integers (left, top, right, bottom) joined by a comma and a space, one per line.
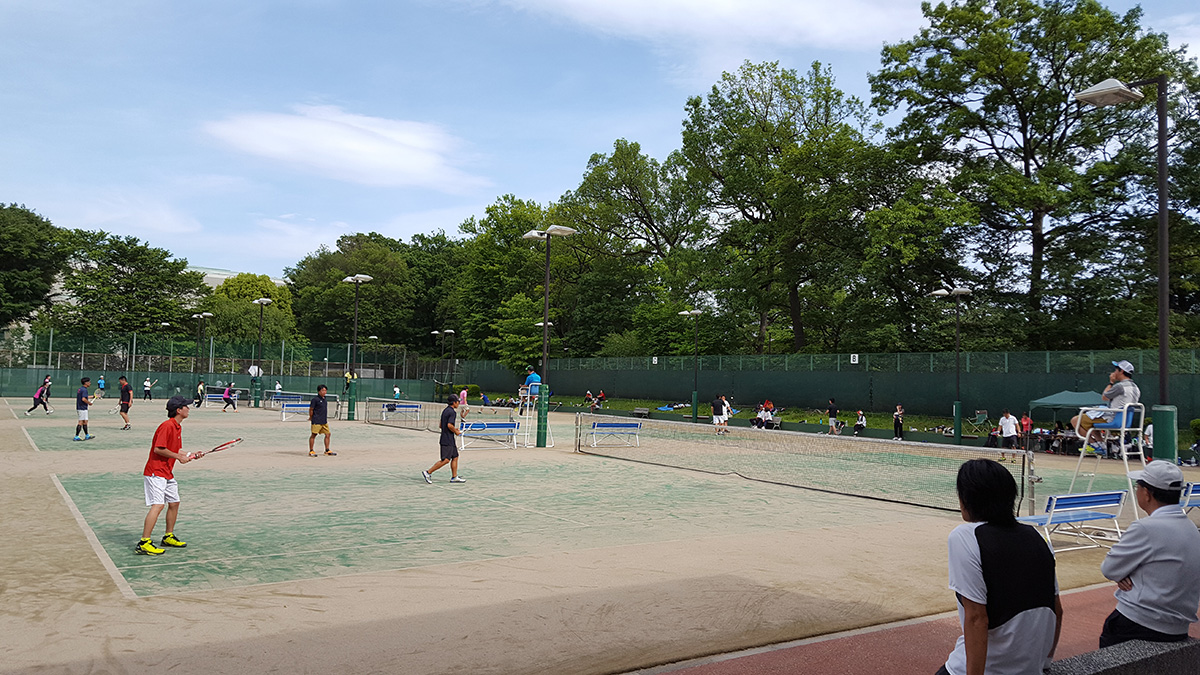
964, 410, 990, 436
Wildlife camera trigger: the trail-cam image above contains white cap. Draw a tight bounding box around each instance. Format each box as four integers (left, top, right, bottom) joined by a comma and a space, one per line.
1112, 360, 1135, 375
1129, 460, 1184, 491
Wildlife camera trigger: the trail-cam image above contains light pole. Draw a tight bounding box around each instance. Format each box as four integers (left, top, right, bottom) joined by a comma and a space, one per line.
251, 298, 272, 407
930, 287, 970, 444
341, 274, 373, 420
1076, 75, 1176, 458
160, 323, 171, 374
191, 312, 213, 374
522, 224, 577, 447
678, 309, 703, 423
444, 330, 455, 384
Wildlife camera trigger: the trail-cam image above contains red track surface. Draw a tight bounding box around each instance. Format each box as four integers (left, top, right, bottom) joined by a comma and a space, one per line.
653, 583, 1200, 675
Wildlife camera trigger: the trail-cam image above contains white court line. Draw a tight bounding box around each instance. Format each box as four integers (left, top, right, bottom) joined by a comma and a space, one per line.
22, 426, 39, 452
51, 474, 138, 600
7, 399, 18, 419
372, 467, 590, 526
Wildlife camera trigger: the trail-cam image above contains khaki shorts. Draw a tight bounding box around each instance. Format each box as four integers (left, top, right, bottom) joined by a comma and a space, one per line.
310, 424, 330, 435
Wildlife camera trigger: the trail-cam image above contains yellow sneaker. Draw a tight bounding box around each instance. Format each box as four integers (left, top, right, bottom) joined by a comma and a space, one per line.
160, 532, 187, 548
136, 538, 165, 555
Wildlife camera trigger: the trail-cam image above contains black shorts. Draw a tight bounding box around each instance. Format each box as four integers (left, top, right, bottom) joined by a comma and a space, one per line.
120, 402, 130, 413
440, 443, 459, 461
1002, 435, 1017, 449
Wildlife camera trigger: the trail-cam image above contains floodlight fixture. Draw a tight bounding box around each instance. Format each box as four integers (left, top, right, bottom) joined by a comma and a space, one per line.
1075, 78, 1145, 107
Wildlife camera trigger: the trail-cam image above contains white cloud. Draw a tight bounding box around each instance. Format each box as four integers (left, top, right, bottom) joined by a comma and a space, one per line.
496, 0, 924, 51
1158, 13, 1200, 58
73, 192, 204, 236
202, 105, 492, 194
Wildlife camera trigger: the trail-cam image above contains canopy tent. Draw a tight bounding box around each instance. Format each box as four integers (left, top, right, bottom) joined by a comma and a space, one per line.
1028, 390, 1105, 417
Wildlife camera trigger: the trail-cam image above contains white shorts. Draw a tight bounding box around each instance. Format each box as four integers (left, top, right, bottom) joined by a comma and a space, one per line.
144, 475, 180, 506
77, 410, 89, 421
713, 414, 728, 424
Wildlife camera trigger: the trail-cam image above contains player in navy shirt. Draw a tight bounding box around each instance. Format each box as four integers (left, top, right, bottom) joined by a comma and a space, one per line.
422, 396, 465, 483
74, 377, 95, 441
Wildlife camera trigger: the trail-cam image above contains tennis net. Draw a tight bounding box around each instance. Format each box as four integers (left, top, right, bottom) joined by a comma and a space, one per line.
573, 412, 1028, 512
364, 398, 515, 432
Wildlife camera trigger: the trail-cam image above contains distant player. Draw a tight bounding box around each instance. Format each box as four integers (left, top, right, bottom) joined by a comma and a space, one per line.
221, 383, 237, 412
459, 387, 470, 418
423, 396, 465, 483
135, 395, 195, 556
118, 375, 134, 430
827, 399, 840, 435
275, 380, 283, 396
96, 374, 106, 398
893, 403, 905, 441
393, 385, 401, 400
25, 382, 51, 416
194, 380, 205, 407
308, 385, 335, 457
142, 377, 157, 401
73, 377, 95, 441
999, 409, 1020, 461
712, 395, 729, 435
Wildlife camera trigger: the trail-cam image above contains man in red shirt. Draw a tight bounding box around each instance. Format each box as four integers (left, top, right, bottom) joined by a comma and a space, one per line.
136, 396, 195, 555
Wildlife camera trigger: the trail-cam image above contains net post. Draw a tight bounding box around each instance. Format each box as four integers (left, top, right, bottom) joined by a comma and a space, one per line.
953, 400, 962, 445
536, 383, 549, 447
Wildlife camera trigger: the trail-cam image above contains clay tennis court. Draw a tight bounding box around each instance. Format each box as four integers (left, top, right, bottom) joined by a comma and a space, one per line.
2, 395, 1195, 674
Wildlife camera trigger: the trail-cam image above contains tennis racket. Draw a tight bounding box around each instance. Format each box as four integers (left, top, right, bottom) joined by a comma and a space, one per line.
192, 438, 242, 459
109, 403, 121, 415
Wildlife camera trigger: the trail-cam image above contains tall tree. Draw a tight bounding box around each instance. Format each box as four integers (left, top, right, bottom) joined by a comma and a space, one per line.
44, 231, 208, 334
681, 60, 880, 351
286, 233, 415, 343
0, 205, 69, 327
870, 0, 1193, 343
202, 273, 298, 343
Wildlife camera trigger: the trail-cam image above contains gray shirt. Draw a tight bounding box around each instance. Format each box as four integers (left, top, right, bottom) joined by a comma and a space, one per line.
1101, 505, 1200, 634
1104, 379, 1140, 412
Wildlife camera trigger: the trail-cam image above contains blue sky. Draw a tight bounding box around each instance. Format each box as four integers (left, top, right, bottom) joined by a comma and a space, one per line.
3, 0, 1196, 278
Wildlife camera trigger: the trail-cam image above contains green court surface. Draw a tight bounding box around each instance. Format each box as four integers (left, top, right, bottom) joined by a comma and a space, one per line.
58, 456, 884, 598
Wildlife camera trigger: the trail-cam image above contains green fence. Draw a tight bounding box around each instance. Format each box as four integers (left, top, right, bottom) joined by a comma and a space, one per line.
0, 333, 460, 384
463, 349, 1200, 429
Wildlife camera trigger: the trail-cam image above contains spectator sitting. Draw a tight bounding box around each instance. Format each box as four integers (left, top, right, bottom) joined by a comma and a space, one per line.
584, 390, 593, 404
753, 406, 774, 429
1099, 460, 1200, 647
597, 390, 606, 403
853, 411, 866, 436
939, 459, 1062, 674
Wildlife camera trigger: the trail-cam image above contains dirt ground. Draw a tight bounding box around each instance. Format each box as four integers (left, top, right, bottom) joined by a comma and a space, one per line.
2, 395, 1190, 675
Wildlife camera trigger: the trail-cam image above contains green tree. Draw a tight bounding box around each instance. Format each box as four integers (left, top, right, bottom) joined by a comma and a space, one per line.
44, 231, 208, 334
485, 292, 543, 374
286, 233, 415, 343
682, 60, 880, 351
0, 205, 69, 327
202, 274, 297, 343
870, 0, 1193, 343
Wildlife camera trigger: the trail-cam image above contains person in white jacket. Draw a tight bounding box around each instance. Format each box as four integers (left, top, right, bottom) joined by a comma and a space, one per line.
1099, 460, 1200, 647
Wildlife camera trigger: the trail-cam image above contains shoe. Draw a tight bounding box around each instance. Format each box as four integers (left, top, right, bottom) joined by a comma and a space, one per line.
84, 434, 95, 440
324, 449, 337, 456
309, 449, 317, 457
450, 476, 467, 483
160, 532, 187, 548
24, 411, 30, 416
73, 436, 82, 441
122, 425, 131, 430
135, 538, 164, 555
422, 470, 433, 484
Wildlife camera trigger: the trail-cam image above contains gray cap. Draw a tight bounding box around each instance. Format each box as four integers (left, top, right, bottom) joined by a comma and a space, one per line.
1129, 460, 1184, 491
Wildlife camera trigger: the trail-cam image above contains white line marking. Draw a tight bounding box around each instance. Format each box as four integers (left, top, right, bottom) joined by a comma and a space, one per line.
22, 426, 39, 452
51, 474, 138, 600
371, 467, 590, 526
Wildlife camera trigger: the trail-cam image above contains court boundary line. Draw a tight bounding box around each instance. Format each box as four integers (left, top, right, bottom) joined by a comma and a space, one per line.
371, 467, 590, 526
51, 473, 138, 600
626, 580, 1116, 675
7, 399, 18, 419
22, 426, 39, 452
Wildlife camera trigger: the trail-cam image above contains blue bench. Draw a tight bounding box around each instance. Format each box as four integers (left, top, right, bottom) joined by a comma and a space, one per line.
1017, 491, 1127, 554
586, 421, 642, 447
281, 401, 311, 421
460, 421, 519, 449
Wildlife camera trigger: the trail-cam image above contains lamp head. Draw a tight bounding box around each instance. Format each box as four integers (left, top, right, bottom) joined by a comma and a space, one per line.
928, 289, 950, 297
1075, 78, 1144, 107
252, 297, 273, 306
